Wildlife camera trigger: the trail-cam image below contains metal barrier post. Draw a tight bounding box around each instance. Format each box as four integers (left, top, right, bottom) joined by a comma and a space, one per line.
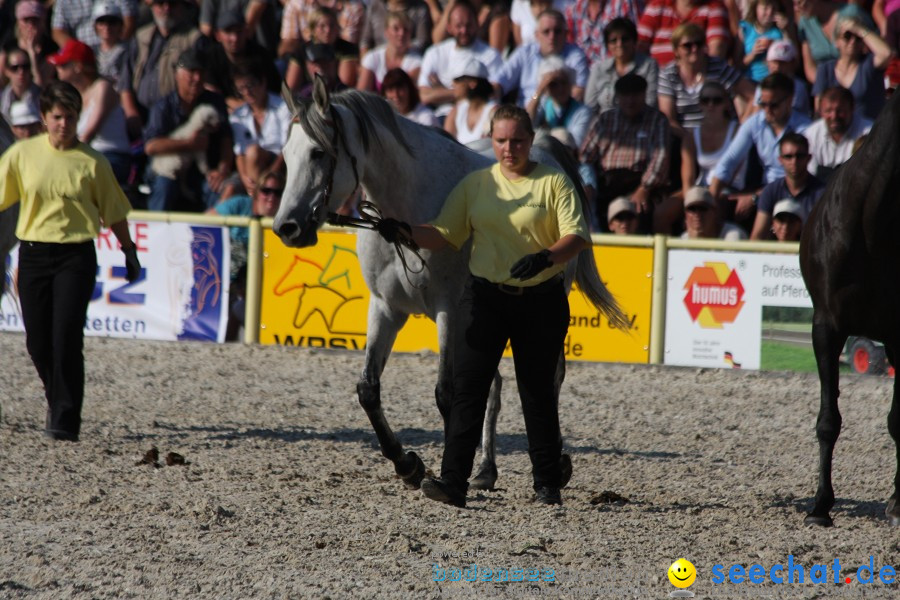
244, 218, 263, 344
649, 234, 668, 365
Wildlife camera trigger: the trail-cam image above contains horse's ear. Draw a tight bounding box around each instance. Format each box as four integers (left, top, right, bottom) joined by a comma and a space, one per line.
312, 74, 330, 117
281, 80, 298, 117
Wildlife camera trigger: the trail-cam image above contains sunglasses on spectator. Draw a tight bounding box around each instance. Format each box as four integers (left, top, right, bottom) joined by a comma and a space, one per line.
841, 31, 862, 42
780, 152, 809, 160
258, 187, 283, 196
7, 63, 30, 72
758, 97, 787, 109
680, 41, 703, 50
606, 36, 633, 45
699, 96, 725, 105
686, 204, 711, 213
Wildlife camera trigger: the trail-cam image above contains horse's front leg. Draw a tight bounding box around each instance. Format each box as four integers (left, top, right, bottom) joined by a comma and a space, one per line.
886, 343, 900, 526
805, 318, 845, 527
358, 297, 426, 489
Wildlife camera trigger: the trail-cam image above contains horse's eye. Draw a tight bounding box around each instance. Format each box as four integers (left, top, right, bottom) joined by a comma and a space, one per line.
310, 148, 325, 161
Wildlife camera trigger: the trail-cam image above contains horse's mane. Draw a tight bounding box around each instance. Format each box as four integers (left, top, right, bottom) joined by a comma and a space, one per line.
293, 90, 414, 158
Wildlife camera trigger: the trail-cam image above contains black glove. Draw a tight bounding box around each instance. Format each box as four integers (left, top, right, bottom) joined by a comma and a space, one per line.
510, 249, 552, 280
123, 246, 141, 283
374, 218, 412, 245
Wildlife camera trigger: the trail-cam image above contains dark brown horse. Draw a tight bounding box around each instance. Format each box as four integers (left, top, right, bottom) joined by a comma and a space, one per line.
800, 91, 900, 527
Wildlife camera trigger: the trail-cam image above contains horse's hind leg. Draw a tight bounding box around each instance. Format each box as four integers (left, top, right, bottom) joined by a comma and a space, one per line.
885, 343, 900, 525
471, 371, 502, 490
805, 318, 845, 527
358, 299, 426, 489
553, 349, 572, 488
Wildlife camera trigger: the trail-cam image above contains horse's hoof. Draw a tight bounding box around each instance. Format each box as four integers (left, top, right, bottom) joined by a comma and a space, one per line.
560, 454, 573, 488
396, 451, 426, 490
804, 512, 834, 527
470, 463, 498, 491
886, 495, 900, 526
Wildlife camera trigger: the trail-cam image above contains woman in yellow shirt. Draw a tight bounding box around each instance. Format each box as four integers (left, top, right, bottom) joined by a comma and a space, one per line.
0, 81, 140, 442
375, 104, 590, 507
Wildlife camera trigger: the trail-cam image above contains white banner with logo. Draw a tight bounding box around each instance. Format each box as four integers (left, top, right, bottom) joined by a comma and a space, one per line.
1, 221, 230, 343
664, 251, 812, 370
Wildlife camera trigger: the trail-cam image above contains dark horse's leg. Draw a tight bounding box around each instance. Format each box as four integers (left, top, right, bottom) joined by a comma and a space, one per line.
358, 298, 426, 489
806, 317, 845, 527
471, 372, 502, 490
885, 344, 900, 525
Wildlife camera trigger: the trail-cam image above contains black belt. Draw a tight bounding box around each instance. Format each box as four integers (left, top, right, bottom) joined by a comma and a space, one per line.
473, 274, 563, 296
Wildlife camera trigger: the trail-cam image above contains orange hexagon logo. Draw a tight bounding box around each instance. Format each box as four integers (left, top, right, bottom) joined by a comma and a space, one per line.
682, 262, 745, 329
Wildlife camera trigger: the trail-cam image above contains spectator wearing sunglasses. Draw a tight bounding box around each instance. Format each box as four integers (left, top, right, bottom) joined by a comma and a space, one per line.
681, 185, 747, 240
812, 16, 892, 122
493, 9, 589, 107
748, 40, 811, 118
709, 72, 811, 223
637, 0, 732, 67
0, 0, 57, 88
0, 47, 41, 125
584, 17, 659, 114
749, 132, 824, 239
207, 168, 284, 340
657, 23, 755, 139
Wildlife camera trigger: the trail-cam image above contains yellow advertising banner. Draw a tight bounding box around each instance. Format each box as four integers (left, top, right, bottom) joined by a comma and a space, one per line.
260, 230, 651, 363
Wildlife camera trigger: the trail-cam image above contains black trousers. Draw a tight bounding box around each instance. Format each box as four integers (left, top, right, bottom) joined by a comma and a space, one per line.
18, 241, 97, 439
441, 276, 570, 492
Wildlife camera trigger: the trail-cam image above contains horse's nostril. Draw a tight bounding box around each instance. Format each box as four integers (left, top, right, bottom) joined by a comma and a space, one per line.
278, 221, 300, 240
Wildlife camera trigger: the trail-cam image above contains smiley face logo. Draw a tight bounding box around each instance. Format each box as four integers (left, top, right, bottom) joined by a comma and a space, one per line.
667, 558, 697, 588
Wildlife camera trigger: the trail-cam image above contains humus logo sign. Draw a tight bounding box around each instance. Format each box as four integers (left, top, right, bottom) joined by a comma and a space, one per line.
682, 262, 745, 329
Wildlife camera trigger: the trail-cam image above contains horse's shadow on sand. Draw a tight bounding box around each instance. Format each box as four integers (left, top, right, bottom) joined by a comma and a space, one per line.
136, 423, 682, 461
769, 494, 888, 520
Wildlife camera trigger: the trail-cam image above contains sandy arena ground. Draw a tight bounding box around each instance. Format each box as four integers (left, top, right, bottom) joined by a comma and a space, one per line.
0, 333, 899, 599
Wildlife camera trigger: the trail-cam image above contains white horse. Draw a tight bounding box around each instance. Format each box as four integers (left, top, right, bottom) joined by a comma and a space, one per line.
274, 78, 627, 490
0, 117, 17, 297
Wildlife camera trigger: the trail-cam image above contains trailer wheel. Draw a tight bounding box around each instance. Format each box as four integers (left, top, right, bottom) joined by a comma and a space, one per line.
849, 338, 886, 375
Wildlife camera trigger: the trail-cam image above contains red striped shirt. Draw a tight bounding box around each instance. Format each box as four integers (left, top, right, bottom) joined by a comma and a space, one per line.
637, 0, 731, 67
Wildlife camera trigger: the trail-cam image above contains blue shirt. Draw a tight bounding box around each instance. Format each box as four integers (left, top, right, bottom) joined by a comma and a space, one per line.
712, 110, 812, 186
493, 43, 589, 107
213, 194, 253, 245
812, 53, 886, 122
758, 175, 826, 220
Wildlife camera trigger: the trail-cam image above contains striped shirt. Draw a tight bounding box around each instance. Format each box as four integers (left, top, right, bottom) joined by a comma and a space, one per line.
579, 106, 671, 189
637, 0, 730, 67
657, 56, 742, 129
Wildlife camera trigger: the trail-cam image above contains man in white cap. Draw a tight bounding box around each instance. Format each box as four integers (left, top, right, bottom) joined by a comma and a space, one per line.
92, 2, 128, 89
51, 0, 138, 48
803, 86, 871, 181
759, 40, 810, 117
749, 132, 825, 239
418, 1, 503, 119
607, 197, 638, 235
682, 186, 747, 240
8, 101, 43, 140
770, 198, 804, 241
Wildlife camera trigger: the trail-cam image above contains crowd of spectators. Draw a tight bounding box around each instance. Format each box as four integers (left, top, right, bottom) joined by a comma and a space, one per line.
1, 0, 897, 242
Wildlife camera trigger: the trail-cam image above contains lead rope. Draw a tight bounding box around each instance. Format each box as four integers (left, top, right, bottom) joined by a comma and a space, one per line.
327, 200, 430, 290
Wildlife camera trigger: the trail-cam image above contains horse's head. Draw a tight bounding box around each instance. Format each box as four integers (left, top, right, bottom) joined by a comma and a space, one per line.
274, 76, 362, 248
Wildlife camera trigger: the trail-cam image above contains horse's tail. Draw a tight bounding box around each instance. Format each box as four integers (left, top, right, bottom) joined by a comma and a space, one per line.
575, 247, 630, 330
533, 132, 630, 331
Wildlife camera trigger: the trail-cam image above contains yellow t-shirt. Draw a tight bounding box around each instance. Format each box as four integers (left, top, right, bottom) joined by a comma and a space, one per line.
430, 162, 590, 285
0, 134, 131, 243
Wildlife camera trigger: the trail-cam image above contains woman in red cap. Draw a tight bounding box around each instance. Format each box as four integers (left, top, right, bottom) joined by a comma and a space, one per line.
49, 39, 132, 185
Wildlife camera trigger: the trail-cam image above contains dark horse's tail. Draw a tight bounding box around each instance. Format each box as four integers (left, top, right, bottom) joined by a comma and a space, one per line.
533, 134, 630, 331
